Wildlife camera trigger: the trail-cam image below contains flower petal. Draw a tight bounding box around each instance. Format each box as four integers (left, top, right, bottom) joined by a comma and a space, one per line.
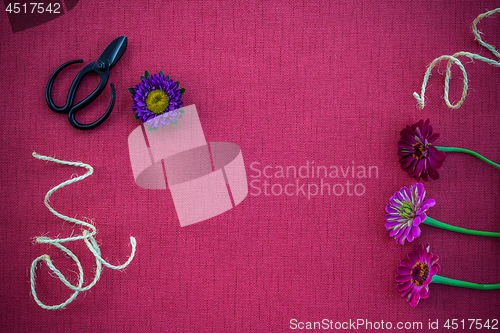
427, 164, 440, 180
430, 264, 441, 276
427, 132, 440, 143
407, 225, 416, 242
400, 155, 416, 169
411, 224, 421, 240
419, 286, 430, 299
393, 226, 409, 240
396, 274, 412, 283
421, 198, 436, 209
407, 288, 421, 307
385, 204, 399, 214
397, 280, 412, 292
400, 258, 413, 269
385, 221, 403, 230
412, 214, 421, 226
413, 159, 425, 179
407, 251, 418, 264
397, 266, 411, 275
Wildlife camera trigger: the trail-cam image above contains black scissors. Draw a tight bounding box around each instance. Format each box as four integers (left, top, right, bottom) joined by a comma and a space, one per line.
45, 36, 127, 130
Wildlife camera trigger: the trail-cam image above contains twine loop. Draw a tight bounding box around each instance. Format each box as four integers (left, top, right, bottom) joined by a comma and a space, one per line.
414, 8, 500, 109
30, 152, 137, 310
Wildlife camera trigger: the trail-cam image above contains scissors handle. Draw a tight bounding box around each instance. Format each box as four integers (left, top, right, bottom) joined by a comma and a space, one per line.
46, 59, 83, 114
69, 83, 115, 130
46, 59, 115, 130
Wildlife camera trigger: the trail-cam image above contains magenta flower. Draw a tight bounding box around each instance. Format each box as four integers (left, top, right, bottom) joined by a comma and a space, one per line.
385, 183, 435, 245
398, 119, 446, 181
396, 244, 440, 306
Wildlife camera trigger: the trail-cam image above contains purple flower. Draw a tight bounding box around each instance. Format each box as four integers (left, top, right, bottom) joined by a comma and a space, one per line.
396, 244, 440, 306
385, 183, 435, 245
131, 72, 185, 127
398, 119, 446, 181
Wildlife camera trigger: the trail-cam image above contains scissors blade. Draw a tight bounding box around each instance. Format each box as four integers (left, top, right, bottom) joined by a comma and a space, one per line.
97, 36, 127, 69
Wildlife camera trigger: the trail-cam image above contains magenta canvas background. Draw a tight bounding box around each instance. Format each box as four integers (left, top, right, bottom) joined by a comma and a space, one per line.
1, 1, 499, 332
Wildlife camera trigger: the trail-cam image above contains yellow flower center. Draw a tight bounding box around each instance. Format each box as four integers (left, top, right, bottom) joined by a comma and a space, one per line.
411, 142, 428, 160
410, 261, 429, 286
146, 90, 169, 114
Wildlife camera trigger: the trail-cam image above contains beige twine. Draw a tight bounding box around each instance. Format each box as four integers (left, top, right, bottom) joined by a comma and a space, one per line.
30, 152, 137, 310
413, 8, 500, 109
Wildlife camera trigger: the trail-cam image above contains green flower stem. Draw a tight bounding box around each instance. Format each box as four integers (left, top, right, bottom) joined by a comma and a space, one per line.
424, 217, 500, 237
435, 146, 500, 169
432, 275, 500, 290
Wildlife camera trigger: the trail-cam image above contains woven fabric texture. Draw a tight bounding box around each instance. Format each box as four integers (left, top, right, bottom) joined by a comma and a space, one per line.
0, 1, 499, 332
